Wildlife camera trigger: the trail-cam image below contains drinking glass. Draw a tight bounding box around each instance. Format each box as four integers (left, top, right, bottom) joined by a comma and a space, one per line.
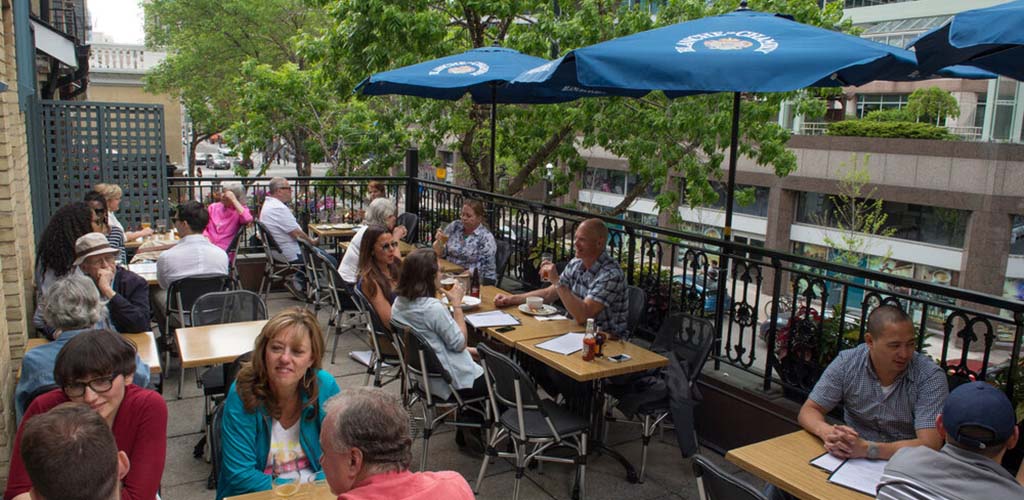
271, 476, 301, 497
155, 220, 166, 237
540, 252, 554, 282
140, 216, 152, 240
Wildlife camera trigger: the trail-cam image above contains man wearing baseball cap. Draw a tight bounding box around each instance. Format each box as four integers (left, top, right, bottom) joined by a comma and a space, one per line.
877, 381, 1024, 498
72, 232, 151, 333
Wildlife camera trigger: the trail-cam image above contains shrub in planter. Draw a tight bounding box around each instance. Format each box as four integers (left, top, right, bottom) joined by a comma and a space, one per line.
826, 120, 956, 140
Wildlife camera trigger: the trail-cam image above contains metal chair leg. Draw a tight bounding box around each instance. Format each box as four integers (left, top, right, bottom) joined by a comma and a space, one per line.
578, 433, 588, 500
512, 442, 526, 500
640, 414, 652, 483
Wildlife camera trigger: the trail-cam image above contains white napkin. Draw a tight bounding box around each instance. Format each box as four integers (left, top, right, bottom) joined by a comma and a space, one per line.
535, 314, 569, 321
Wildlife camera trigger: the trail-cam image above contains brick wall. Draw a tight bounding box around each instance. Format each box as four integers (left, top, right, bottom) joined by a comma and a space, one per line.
0, 1, 36, 482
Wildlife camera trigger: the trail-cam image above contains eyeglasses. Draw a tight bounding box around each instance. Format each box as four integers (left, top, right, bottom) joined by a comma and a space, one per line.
63, 374, 119, 397
380, 241, 399, 249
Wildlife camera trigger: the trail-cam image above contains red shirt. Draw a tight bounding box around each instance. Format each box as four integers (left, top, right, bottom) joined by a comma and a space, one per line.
4, 384, 168, 500
338, 470, 475, 500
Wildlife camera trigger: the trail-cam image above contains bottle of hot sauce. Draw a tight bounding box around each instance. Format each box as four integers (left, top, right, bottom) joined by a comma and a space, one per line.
583, 318, 597, 361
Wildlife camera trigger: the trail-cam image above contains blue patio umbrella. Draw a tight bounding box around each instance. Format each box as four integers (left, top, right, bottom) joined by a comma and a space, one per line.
910, 0, 1024, 81
513, 3, 992, 345
356, 46, 601, 191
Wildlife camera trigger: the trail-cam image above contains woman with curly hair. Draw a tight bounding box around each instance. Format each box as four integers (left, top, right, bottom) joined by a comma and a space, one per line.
217, 308, 341, 499
32, 202, 101, 336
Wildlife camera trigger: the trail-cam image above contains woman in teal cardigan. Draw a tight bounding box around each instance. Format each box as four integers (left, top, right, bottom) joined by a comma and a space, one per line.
217, 308, 342, 500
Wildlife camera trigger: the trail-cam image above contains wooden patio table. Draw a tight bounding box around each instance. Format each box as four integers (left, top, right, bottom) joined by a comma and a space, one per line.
25, 331, 162, 375
726, 430, 871, 500
175, 319, 268, 369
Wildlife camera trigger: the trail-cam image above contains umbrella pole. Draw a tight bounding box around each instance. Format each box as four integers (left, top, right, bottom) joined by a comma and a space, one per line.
714, 91, 741, 368
490, 85, 497, 194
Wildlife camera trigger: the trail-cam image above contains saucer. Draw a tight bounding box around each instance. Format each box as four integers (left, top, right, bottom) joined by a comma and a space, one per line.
442, 295, 481, 309
518, 303, 558, 316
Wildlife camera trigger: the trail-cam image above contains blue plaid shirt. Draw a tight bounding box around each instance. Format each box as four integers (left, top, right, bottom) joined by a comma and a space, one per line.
559, 251, 627, 336
808, 344, 947, 442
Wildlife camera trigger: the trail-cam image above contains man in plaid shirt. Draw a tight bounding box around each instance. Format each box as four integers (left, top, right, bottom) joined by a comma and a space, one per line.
798, 305, 948, 461
495, 218, 627, 336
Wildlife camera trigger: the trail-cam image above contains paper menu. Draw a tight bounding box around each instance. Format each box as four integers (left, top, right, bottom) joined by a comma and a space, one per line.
466, 311, 521, 328
535, 333, 585, 355
809, 452, 843, 472
128, 262, 157, 274
827, 458, 887, 496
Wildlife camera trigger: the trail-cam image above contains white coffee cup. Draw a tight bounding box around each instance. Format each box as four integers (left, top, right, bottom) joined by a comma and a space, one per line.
526, 296, 544, 312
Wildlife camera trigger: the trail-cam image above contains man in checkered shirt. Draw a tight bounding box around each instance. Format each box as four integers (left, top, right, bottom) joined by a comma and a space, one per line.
798, 305, 948, 461
494, 218, 627, 336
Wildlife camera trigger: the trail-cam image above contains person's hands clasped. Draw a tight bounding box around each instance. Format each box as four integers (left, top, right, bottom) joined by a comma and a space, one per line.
393, 225, 408, 241
823, 425, 861, 458
443, 281, 465, 307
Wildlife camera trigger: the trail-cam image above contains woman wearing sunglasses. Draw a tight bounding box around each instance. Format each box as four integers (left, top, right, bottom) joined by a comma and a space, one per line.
5, 329, 167, 500
357, 224, 401, 328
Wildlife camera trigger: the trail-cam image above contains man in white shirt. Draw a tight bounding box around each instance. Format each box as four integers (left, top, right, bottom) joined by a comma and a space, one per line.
153, 201, 229, 332
259, 177, 336, 295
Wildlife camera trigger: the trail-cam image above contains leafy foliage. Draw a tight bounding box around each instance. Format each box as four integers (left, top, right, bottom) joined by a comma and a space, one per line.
863, 108, 915, 122
310, 0, 849, 212
906, 86, 960, 125
826, 120, 956, 140
812, 154, 896, 267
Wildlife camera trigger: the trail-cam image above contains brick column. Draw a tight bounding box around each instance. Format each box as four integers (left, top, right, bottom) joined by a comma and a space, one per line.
0, 4, 35, 481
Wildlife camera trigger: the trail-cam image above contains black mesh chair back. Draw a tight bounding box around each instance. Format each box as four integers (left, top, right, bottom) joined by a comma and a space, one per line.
693, 455, 767, 500
625, 285, 647, 340
393, 323, 455, 406
191, 290, 268, 327
352, 284, 402, 367
168, 274, 232, 328
225, 227, 245, 258
494, 239, 512, 286
396, 212, 418, 243
652, 313, 714, 385
255, 220, 285, 256
477, 343, 544, 417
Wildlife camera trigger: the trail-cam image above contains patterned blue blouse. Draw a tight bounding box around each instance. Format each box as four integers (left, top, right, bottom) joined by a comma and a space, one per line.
442, 220, 497, 281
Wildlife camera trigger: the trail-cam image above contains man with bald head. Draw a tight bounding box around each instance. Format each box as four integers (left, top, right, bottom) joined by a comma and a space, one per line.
495, 218, 627, 337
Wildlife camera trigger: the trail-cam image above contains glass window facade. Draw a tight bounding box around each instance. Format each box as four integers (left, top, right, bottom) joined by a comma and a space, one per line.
583, 167, 661, 198
1011, 215, 1024, 256
855, 94, 909, 118
681, 181, 770, 217
796, 192, 969, 248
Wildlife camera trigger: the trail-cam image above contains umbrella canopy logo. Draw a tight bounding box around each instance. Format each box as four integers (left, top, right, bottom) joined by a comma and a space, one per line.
675, 31, 779, 54
429, 61, 490, 77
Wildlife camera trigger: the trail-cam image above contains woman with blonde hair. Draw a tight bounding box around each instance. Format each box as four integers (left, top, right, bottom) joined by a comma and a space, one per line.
217, 308, 341, 499
93, 183, 154, 263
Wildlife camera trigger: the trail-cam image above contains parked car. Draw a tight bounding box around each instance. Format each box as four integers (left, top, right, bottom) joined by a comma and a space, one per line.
672, 274, 732, 316
194, 153, 207, 166
208, 153, 231, 170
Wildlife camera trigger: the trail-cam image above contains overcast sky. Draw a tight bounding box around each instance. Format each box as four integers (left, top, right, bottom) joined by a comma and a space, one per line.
89, 0, 144, 44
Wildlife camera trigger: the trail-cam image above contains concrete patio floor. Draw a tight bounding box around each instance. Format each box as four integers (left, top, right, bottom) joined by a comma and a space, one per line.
158, 292, 761, 500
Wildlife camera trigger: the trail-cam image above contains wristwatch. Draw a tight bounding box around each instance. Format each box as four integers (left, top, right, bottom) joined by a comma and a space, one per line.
867, 441, 880, 460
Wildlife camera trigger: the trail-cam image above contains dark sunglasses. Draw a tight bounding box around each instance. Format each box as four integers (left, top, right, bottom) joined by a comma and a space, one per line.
380, 241, 399, 249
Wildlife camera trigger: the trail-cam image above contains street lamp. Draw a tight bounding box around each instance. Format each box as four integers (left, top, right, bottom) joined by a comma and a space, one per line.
544, 162, 554, 201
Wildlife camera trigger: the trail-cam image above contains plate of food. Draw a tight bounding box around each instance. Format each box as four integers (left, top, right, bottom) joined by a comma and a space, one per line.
442, 295, 481, 309
518, 303, 559, 316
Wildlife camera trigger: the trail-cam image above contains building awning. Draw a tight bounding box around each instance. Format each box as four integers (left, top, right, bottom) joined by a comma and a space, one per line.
31, 19, 78, 69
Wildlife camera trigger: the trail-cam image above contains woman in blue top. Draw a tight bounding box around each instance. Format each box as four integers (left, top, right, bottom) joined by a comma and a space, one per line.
217, 308, 341, 500
432, 199, 497, 284
391, 248, 486, 401
357, 224, 401, 328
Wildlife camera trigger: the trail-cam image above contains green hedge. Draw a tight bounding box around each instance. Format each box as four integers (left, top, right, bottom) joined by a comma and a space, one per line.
826, 120, 956, 140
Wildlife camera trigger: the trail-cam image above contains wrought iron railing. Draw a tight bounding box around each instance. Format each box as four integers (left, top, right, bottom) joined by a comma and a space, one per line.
166, 173, 1024, 402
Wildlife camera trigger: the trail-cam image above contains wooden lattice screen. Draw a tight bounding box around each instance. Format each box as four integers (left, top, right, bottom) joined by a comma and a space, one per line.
39, 100, 167, 228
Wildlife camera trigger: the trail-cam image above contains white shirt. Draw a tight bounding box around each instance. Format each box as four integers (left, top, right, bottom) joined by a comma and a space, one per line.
259, 196, 301, 261
156, 234, 229, 289
266, 419, 315, 482
338, 226, 368, 284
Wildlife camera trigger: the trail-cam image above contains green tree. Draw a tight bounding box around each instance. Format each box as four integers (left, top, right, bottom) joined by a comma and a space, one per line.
906, 86, 960, 126
144, 0, 327, 175
313, 0, 847, 211
813, 154, 896, 267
